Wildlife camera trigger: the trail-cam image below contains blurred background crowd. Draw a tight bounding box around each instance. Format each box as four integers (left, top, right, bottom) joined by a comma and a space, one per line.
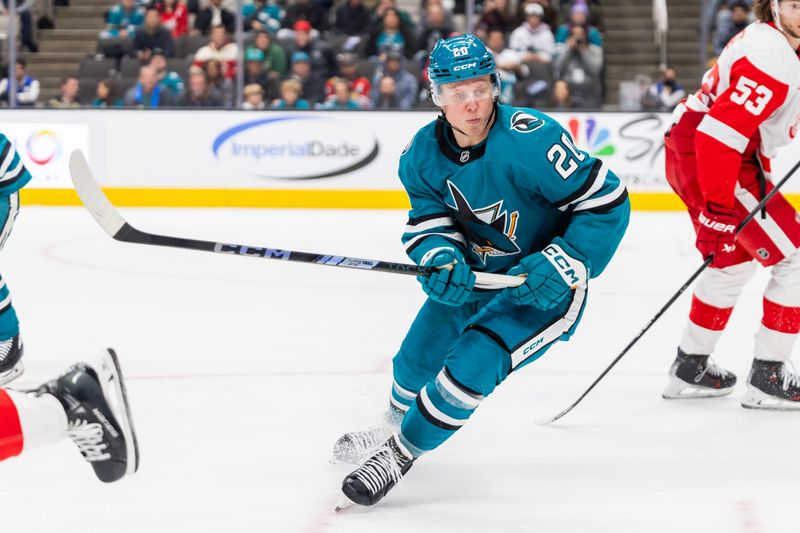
0, 0, 752, 111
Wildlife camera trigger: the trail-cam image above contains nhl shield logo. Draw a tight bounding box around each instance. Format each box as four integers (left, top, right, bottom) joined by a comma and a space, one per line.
510, 111, 545, 134
460, 150, 470, 163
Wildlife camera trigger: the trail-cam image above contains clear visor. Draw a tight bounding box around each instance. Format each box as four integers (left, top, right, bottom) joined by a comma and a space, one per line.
434, 80, 496, 106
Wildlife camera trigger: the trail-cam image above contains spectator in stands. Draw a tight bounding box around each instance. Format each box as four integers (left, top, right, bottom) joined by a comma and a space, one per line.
509, 3, 555, 64
474, 0, 514, 39
646, 66, 685, 112
713, 0, 751, 55
192, 0, 235, 36
486, 28, 527, 104
244, 48, 280, 102
247, 0, 283, 34
100, 0, 146, 39
193, 25, 239, 79
48, 76, 81, 108
320, 78, 361, 109
242, 83, 266, 110
370, 50, 417, 109
417, 3, 454, 55
553, 23, 603, 108
325, 53, 371, 109
549, 79, 573, 109
283, 0, 329, 33
176, 67, 225, 107
204, 59, 234, 107
372, 75, 401, 109
333, 0, 371, 35
0, 58, 40, 106
288, 50, 326, 105
133, 7, 176, 61
247, 29, 287, 79
149, 49, 184, 97
288, 20, 338, 81
91, 78, 124, 108
124, 65, 176, 107
271, 78, 311, 109
366, 7, 415, 60
555, 3, 602, 47
516, 0, 558, 32
372, 0, 416, 36
1, 0, 38, 52
157, 0, 189, 38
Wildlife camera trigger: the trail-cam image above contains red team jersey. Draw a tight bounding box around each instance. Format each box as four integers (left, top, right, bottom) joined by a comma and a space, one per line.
673, 21, 800, 209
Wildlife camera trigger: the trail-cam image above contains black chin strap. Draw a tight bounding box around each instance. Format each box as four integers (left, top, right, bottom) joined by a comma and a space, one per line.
437, 100, 498, 143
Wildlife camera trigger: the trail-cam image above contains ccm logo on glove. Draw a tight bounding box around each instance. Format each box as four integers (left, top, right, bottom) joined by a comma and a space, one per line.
542, 245, 586, 288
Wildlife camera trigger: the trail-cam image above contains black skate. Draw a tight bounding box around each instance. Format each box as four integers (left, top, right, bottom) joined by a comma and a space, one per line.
336, 435, 414, 511
0, 335, 24, 386
40, 348, 139, 482
662, 348, 736, 399
741, 359, 800, 410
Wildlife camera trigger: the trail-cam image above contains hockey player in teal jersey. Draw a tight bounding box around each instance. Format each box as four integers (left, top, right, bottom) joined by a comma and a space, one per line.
334, 34, 630, 509
0, 134, 32, 385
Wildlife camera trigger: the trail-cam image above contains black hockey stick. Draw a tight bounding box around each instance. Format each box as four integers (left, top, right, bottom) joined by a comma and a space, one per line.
68, 150, 522, 289
537, 157, 800, 425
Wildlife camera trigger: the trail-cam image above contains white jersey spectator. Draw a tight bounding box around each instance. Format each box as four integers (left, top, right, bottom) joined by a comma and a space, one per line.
509, 3, 555, 63
0, 58, 40, 106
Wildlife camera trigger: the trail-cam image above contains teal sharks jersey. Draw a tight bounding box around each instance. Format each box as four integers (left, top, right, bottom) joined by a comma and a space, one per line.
0, 135, 33, 196
399, 104, 630, 278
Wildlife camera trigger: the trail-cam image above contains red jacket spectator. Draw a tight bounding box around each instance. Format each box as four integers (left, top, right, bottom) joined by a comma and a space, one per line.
158, 0, 189, 38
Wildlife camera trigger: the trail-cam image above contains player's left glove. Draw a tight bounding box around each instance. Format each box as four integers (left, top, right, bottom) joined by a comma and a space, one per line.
418, 248, 476, 306
503, 239, 588, 309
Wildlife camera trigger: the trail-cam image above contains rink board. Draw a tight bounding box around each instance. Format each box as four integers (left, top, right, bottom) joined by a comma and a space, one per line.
4, 109, 800, 209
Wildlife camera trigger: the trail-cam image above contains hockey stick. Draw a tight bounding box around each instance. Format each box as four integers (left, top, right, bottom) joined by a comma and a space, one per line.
68, 150, 523, 290
536, 157, 800, 425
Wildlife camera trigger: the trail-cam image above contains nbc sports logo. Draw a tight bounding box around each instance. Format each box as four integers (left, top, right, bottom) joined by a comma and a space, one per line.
567, 117, 615, 156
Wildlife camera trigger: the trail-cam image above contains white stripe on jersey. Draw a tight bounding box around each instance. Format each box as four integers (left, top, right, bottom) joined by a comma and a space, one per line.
736, 186, 797, 258
697, 115, 750, 153
558, 162, 608, 212
1, 160, 24, 184
404, 231, 466, 252
573, 180, 625, 213
0, 147, 15, 176
405, 216, 454, 234
0, 193, 19, 253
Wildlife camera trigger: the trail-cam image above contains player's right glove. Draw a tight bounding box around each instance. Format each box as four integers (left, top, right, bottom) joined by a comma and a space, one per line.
696, 203, 739, 268
418, 248, 476, 306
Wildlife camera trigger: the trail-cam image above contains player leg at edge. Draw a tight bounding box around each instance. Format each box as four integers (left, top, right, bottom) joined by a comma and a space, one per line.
0, 192, 25, 387
0, 348, 139, 482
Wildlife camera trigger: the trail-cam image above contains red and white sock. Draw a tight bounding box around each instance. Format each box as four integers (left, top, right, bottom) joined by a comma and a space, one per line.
754, 297, 800, 361
0, 389, 67, 461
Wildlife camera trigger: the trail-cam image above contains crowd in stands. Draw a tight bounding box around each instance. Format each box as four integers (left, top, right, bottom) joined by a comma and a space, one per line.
1, 0, 609, 110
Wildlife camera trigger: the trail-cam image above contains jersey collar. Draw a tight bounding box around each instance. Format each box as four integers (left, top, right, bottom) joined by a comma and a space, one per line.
435, 104, 498, 166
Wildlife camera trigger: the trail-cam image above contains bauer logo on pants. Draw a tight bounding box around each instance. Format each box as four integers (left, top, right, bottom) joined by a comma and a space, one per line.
211, 116, 380, 180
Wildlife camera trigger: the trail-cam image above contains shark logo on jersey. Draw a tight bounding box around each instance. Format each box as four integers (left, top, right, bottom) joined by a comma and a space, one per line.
446, 181, 520, 263
510, 111, 545, 134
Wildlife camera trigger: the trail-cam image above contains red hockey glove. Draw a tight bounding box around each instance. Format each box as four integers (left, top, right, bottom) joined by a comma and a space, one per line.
696, 203, 739, 268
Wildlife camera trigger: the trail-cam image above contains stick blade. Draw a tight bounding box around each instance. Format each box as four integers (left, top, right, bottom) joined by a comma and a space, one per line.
69, 150, 127, 238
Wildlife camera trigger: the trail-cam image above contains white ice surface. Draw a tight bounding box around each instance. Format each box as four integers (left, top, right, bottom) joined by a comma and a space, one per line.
0, 207, 797, 533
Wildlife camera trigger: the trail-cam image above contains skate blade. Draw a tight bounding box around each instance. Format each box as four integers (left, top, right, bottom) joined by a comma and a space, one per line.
0, 360, 24, 387
334, 496, 356, 513
741, 386, 800, 411
662, 375, 734, 399
96, 348, 140, 476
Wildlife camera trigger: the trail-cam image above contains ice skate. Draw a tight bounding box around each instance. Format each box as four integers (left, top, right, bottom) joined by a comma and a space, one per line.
336, 435, 414, 510
662, 348, 736, 399
331, 426, 394, 465
741, 359, 800, 410
39, 348, 139, 482
0, 335, 24, 386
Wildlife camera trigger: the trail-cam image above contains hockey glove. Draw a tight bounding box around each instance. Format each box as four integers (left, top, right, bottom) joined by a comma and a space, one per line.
696, 203, 739, 268
503, 239, 588, 310
418, 249, 476, 306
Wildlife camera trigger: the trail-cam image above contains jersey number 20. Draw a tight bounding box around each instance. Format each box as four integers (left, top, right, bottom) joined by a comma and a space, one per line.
730, 75, 773, 116
547, 133, 585, 180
